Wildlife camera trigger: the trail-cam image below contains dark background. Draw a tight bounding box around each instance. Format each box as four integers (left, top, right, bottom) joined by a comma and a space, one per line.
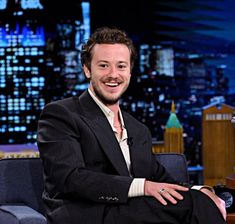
0, 0, 234, 166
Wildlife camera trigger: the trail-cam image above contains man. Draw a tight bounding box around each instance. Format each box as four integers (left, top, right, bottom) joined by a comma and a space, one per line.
37, 27, 226, 224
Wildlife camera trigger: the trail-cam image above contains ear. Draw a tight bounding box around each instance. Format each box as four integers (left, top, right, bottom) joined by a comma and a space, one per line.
83, 65, 91, 79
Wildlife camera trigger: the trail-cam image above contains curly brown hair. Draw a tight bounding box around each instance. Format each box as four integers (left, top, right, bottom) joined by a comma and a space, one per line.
81, 27, 137, 71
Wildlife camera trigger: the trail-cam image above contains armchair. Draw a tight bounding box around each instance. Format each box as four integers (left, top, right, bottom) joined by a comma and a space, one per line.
0, 158, 47, 224
0, 153, 189, 223
155, 153, 189, 183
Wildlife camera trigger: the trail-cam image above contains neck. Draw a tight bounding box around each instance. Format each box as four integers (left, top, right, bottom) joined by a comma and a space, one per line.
111, 105, 122, 134
107, 103, 120, 116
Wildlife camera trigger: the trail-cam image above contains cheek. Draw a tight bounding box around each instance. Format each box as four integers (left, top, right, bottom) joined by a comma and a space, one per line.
90, 74, 103, 85
125, 73, 131, 81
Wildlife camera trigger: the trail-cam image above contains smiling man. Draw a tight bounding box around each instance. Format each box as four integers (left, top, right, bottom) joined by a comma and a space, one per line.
83, 43, 131, 105
37, 27, 226, 224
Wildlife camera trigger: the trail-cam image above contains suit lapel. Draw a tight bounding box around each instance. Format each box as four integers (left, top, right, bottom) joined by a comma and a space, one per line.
77, 91, 130, 176
123, 112, 152, 178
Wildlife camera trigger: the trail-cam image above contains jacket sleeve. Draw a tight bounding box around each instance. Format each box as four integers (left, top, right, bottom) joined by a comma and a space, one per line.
37, 101, 133, 204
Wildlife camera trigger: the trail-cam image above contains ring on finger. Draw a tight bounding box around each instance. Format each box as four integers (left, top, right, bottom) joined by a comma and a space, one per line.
159, 188, 166, 195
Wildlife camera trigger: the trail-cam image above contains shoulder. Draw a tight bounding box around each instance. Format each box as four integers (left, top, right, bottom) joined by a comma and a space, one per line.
46, 96, 76, 107
38, 97, 83, 129
39, 97, 83, 122
43, 97, 79, 112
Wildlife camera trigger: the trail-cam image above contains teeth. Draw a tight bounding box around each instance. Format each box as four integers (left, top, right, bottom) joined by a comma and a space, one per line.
105, 82, 118, 87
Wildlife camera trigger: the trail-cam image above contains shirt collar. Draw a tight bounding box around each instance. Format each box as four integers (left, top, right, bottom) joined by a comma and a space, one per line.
88, 88, 127, 140
88, 88, 112, 118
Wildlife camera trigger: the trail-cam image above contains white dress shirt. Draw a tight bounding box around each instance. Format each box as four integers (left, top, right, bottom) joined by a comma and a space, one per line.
88, 89, 145, 197
88, 89, 212, 196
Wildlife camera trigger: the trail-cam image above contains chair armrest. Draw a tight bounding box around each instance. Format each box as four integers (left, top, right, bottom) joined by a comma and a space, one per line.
0, 205, 47, 224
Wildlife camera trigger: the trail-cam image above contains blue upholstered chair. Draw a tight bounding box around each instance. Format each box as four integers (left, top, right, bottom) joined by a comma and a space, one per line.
0, 158, 47, 224
156, 153, 189, 183
0, 153, 188, 223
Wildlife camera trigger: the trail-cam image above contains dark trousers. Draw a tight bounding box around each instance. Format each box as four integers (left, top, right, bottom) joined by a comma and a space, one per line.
104, 189, 226, 224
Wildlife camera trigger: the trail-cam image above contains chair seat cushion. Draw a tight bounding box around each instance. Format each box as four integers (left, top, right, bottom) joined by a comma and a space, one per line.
0, 205, 47, 224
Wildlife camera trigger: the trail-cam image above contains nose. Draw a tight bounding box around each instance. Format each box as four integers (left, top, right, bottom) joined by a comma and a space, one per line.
108, 65, 118, 78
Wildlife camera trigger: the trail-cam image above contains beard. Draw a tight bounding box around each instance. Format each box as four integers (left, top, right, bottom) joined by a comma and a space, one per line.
90, 76, 130, 106
93, 85, 121, 105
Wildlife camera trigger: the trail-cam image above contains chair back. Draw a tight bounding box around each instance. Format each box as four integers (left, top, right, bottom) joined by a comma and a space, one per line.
0, 155, 188, 215
156, 153, 189, 183
0, 158, 45, 214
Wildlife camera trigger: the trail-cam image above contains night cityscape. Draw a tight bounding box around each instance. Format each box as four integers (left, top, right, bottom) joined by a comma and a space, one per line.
0, 0, 234, 167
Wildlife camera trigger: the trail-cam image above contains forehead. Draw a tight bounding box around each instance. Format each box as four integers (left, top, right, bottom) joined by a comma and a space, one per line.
91, 44, 131, 61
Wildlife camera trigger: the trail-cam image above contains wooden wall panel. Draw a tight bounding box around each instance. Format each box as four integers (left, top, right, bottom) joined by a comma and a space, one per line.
202, 104, 235, 186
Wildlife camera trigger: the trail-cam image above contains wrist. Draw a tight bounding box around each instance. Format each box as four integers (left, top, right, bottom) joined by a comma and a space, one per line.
191, 185, 214, 192
199, 186, 215, 193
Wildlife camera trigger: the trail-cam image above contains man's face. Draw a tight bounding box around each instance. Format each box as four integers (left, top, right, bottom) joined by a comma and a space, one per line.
84, 44, 131, 105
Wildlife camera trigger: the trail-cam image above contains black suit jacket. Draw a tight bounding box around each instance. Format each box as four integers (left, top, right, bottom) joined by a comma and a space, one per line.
37, 90, 174, 224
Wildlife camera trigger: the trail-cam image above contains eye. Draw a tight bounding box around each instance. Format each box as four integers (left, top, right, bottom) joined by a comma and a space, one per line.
118, 64, 127, 70
98, 63, 108, 69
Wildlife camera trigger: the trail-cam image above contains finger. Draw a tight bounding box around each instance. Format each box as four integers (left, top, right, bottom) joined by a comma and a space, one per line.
160, 190, 178, 204
219, 206, 226, 221
169, 184, 189, 191
218, 199, 226, 220
154, 193, 168, 206
167, 189, 184, 201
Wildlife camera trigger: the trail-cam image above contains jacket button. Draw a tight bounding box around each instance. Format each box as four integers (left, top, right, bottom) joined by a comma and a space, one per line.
98, 196, 105, 200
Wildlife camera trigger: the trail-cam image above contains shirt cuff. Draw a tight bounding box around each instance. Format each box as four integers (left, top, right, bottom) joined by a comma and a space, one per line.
128, 178, 145, 197
191, 185, 215, 193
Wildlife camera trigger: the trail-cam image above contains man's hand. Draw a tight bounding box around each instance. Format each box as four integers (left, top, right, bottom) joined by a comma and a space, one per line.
144, 181, 189, 205
200, 188, 227, 221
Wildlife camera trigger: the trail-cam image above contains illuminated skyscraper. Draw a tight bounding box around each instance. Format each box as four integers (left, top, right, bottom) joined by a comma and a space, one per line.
0, 1, 45, 143
0, 1, 90, 144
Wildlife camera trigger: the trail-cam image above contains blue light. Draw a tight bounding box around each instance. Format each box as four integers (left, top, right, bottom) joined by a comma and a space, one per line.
0, 128, 6, 132
32, 90, 39, 95
81, 2, 90, 41
13, 11, 23, 16
21, 0, 44, 10
0, 1, 91, 144
0, 24, 45, 47
31, 77, 38, 82
0, 0, 7, 10
75, 83, 89, 90
13, 66, 18, 71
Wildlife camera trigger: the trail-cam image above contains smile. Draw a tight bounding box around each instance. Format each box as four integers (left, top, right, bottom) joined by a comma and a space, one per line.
104, 82, 120, 87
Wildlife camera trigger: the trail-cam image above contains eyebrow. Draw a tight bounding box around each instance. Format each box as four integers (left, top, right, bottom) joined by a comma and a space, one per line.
96, 60, 129, 64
